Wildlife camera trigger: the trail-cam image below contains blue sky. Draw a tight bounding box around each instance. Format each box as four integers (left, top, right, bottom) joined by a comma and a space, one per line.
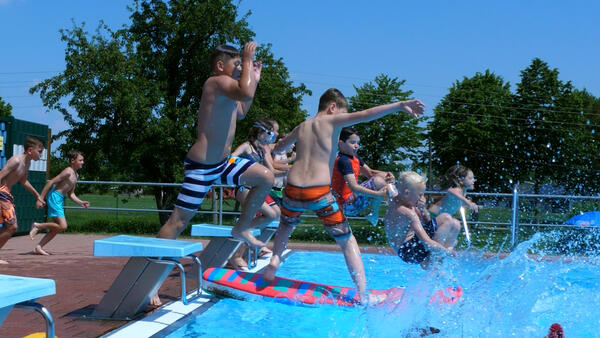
1, 0, 599, 152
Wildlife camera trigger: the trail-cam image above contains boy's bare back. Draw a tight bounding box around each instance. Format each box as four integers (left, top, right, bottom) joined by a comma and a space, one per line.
286, 115, 341, 187
0, 154, 33, 189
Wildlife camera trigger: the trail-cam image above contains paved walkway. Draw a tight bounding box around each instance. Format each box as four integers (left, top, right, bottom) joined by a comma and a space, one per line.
0, 233, 392, 337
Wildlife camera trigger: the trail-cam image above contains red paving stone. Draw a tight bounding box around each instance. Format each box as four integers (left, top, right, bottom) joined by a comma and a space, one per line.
0, 233, 390, 338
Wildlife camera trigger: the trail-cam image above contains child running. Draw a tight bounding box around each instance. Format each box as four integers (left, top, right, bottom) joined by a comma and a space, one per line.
332, 127, 395, 222
0, 136, 45, 264
263, 88, 425, 304
29, 150, 89, 255
384, 171, 457, 269
157, 42, 273, 249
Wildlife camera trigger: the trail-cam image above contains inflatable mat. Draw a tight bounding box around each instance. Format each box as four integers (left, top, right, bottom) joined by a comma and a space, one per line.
202, 267, 462, 307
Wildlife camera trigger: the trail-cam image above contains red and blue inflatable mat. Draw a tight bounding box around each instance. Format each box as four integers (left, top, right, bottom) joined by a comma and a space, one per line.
202, 267, 462, 307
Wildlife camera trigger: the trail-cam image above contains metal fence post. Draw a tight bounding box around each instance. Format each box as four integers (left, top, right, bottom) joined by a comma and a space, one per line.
510, 184, 520, 249
211, 188, 218, 224
219, 186, 224, 225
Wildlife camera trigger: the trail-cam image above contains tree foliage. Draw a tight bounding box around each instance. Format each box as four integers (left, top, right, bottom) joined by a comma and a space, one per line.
511, 58, 592, 194
0, 96, 12, 117
30, 0, 309, 223
347, 74, 426, 174
429, 70, 513, 191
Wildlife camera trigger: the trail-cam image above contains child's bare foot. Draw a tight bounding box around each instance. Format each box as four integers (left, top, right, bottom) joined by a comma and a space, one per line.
0, 259, 8, 265
231, 228, 266, 249
262, 255, 280, 281
33, 245, 50, 256
29, 222, 41, 240
149, 293, 162, 307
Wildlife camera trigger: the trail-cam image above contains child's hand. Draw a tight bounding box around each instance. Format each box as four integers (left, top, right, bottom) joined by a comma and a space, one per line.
253, 61, 262, 82
384, 172, 395, 183
242, 41, 257, 63
400, 99, 425, 117
469, 201, 479, 213
35, 200, 45, 209
81, 201, 90, 209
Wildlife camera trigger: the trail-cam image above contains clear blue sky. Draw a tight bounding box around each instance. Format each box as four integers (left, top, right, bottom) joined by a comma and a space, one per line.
1, 0, 599, 151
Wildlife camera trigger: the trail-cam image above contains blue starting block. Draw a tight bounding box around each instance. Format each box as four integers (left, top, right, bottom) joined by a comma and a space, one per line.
191, 221, 279, 270
0, 274, 55, 337
92, 235, 203, 320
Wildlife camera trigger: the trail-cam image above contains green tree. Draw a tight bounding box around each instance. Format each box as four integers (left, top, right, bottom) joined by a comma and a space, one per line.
0, 96, 12, 117
429, 70, 513, 191
347, 74, 425, 174
512, 58, 582, 193
30, 0, 308, 223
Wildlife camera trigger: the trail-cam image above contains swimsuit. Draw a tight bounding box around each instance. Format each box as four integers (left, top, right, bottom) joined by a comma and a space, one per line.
47, 188, 66, 218
174, 156, 253, 211
331, 153, 376, 216
341, 178, 377, 216
280, 184, 352, 240
0, 184, 15, 226
397, 218, 438, 264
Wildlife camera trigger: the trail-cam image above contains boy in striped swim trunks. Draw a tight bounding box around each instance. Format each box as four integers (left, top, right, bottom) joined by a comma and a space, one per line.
29, 150, 89, 255
157, 41, 272, 249
0, 136, 45, 264
263, 88, 425, 304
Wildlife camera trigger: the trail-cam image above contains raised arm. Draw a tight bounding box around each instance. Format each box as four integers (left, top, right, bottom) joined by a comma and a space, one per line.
212, 42, 261, 104
331, 100, 425, 128
273, 126, 298, 154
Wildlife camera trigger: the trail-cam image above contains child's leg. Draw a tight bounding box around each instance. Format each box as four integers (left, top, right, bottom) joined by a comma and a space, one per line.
334, 234, 369, 303
433, 213, 461, 248
231, 164, 274, 248
0, 221, 17, 250
157, 207, 197, 239
32, 217, 67, 255
262, 221, 295, 281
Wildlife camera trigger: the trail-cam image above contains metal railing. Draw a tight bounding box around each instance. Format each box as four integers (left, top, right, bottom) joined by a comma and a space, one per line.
66, 181, 600, 249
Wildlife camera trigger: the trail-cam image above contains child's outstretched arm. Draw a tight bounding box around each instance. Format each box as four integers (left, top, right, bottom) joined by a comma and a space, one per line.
273, 126, 298, 154
331, 100, 425, 127
446, 187, 478, 212
343, 173, 386, 198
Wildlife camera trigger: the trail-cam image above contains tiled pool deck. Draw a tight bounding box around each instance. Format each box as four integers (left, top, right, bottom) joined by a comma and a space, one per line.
0, 233, 392, 337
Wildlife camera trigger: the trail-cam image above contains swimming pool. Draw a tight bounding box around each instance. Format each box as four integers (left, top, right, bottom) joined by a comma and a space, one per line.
165, 233, 599, 337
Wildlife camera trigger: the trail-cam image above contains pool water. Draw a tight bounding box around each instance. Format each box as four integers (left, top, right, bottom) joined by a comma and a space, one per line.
167, 233, 600, 337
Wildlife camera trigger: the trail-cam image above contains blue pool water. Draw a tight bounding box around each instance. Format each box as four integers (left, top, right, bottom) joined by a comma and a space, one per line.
167, 233, 600, 337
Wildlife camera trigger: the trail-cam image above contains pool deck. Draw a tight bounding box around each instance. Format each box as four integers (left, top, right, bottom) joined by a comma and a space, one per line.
0, 233, 392, 338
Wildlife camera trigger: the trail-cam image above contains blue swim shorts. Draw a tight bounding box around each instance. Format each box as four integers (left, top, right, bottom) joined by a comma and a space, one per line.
47, 188, 66, 218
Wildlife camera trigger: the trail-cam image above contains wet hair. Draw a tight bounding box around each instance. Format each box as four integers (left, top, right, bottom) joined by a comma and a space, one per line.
442, 165, 471, 189
248, 118, 276, 144
340, 127, 358, 142
210, 45, 240, 74
67, 149, 83, 161
398, 171, 427, 190
24, 136, 44, 150
318, 88, 348, 112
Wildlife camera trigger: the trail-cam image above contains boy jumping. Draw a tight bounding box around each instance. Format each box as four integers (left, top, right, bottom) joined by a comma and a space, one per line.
263, 88, 424, 304
30, 150, 89, 255
0, 136, 45, 264
157, 42, 272, 248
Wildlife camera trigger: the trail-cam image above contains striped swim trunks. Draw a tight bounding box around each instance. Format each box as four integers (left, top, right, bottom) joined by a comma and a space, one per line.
174, 156, 253, 211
